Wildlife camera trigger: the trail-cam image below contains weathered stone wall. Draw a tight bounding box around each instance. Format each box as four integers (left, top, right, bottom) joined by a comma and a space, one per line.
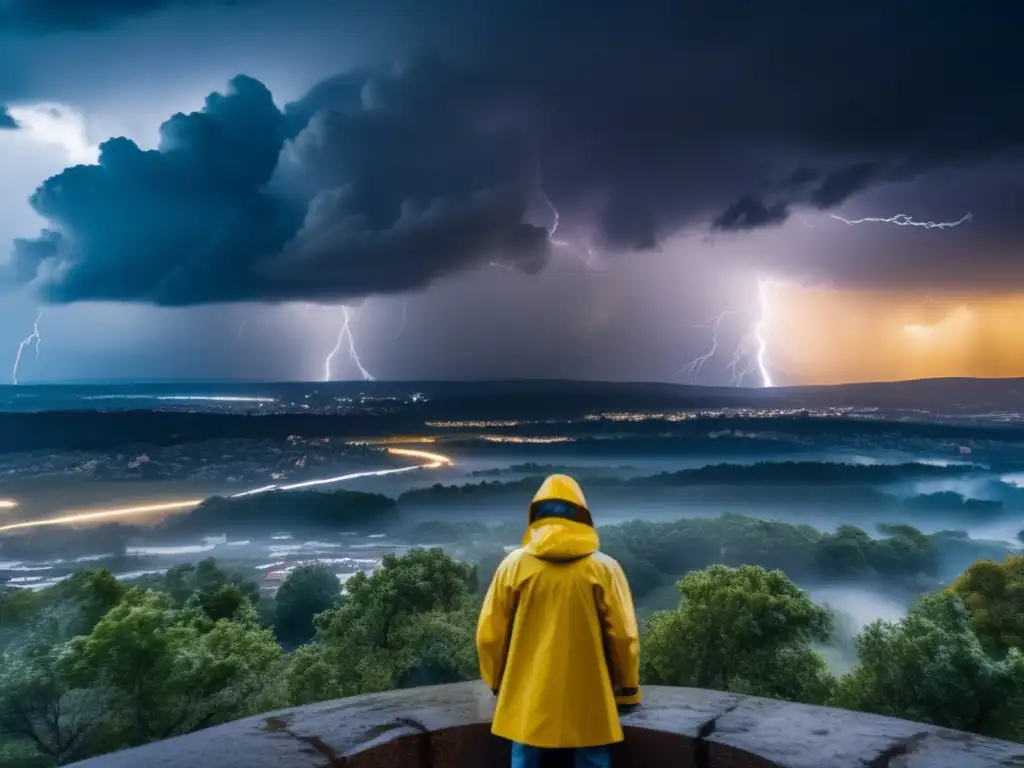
67, 681, 1024, 767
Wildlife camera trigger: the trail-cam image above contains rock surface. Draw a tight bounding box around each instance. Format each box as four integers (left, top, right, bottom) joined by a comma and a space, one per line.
66, 681, 1024, 768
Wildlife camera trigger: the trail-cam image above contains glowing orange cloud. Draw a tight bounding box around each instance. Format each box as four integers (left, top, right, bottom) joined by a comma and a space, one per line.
764, 282, 1024, 384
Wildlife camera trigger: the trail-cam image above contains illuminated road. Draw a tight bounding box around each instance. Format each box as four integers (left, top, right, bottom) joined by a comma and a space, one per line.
0, 447, 453, 534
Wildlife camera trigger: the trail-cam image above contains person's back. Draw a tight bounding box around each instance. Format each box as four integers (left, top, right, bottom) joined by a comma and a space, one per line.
477, 474, 641, 768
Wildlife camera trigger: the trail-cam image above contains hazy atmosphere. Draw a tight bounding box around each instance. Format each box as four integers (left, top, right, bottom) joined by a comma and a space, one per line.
3, 3, 1024, 767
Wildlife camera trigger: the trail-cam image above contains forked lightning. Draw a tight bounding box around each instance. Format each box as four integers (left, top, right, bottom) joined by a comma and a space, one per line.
11, 309, 42, 385
324, 307, 375, 382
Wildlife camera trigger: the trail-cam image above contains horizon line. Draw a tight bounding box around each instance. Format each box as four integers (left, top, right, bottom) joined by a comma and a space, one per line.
2, 375, 1023, 390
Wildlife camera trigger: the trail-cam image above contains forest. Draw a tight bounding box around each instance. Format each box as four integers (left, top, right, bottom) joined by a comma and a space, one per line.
1, 514, 1023, 765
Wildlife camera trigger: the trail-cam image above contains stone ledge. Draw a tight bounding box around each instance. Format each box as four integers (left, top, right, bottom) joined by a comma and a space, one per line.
67, 681, 1024, 768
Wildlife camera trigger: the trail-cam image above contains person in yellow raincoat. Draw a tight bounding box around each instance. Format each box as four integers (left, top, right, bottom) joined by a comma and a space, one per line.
477, 474, 641, 768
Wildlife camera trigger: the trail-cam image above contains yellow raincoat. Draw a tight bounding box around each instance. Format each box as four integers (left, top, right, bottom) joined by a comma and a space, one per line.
476, 474, 641, 748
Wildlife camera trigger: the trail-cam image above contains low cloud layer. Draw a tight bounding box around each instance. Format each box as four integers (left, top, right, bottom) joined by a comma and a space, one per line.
0, 107, 16, 129
6, 1, 1024, 305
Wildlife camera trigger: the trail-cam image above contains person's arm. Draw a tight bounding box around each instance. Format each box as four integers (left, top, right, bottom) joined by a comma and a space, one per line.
476, 557, 515, 693
597, 557, 642, 706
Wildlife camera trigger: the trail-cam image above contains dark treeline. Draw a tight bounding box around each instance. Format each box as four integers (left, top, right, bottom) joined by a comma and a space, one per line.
398, 461, 1005, 509
408, 460, 981, 497
469, 463, 641, 477
155, 489, 398, 537
635, 461, 974, 485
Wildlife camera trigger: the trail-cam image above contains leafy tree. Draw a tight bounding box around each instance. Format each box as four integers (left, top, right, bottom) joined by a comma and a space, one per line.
185, 583, 256, 624
871, 524, 937, 577
274, 565, 341, 645
163, 558, 260, 613
835, 592, 1024, 740
949, 555, 1024, 656
61, 587, 283, 747
0, 740, 53, 768
0, 588, 43, 648
284, 549, 477, 704
0, 639, 113, 764
0, 569, 126, 650
392, 602, 480, 689
642, 565, 834, 704
815, 525, 872, 579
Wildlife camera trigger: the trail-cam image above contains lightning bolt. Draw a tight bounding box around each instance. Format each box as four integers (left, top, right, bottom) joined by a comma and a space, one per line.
829, 212, 972, 229
754, 280, 773, 388
682, 281, 776, 388
542, 191, 599, 266
12, 309, 42, 385
324, 307, 375, 382
692, 212, 971, 390
680, 309, 748, 379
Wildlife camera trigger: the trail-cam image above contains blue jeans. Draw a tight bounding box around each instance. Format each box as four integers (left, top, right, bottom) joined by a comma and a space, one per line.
511, 742, 611, 768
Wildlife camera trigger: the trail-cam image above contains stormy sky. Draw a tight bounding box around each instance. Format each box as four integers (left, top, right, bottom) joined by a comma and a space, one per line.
1, 0, 1022, 385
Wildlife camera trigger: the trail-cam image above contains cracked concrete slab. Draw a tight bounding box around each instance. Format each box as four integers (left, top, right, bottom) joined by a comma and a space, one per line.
621, 686, 741, 737
705, 696, 935, 767
895, 729, 1024, 768
65, 681, 1024, 768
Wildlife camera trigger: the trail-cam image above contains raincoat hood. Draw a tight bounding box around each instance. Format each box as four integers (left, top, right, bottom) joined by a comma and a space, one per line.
524, 474, 598, 561
528, 473, 594, 527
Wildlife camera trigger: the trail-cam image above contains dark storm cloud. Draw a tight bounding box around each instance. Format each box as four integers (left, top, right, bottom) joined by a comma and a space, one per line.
0, 0, 245, 32
8, 0, 1024, 304
0, 106, 15, 129
6, 66, 549, 305
712, 161, 890, 232
712, 197, 789, 233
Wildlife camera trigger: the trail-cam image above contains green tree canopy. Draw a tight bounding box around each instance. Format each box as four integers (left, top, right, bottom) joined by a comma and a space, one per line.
835, 592, 1024, 740
0, 569, 126, 650
61, 587, 283, 747
0, 639, 114, 764
274, 565, 342, 645
163, 558, 259, 611
642, 564, 834, 704
284, 548, 477, 705
950, 555, 1024, 656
